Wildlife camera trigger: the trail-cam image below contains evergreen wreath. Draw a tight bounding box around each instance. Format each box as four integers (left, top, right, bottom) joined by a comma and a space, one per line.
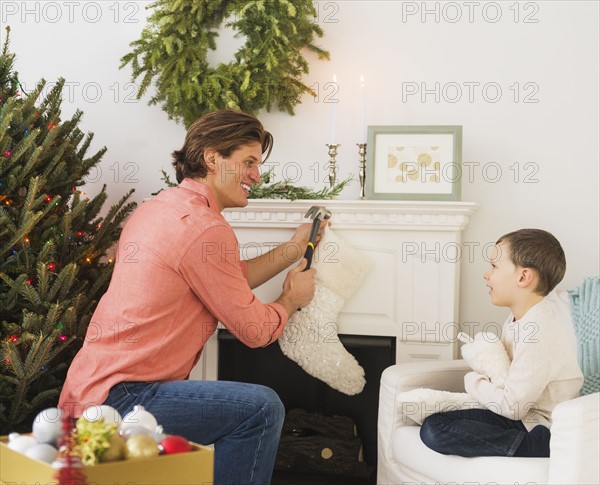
121, 0, 329, 127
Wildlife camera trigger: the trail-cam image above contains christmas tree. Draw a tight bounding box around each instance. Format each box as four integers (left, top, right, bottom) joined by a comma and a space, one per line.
0, 27, 136, 434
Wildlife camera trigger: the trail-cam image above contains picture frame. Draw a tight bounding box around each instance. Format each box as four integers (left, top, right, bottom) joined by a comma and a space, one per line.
365, 125, 462, 201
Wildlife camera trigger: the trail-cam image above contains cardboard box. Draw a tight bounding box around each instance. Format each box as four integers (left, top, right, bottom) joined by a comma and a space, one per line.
0, 436, 213, 485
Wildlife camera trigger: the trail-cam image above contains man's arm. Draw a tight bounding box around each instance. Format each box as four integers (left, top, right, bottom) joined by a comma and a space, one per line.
245, 222, 327, 289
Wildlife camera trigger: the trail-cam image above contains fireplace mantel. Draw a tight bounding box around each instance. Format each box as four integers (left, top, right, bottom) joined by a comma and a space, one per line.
191, 199, 478, 381
224, 199, 476, 231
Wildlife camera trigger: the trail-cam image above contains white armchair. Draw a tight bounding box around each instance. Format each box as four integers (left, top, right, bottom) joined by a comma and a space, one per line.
377, 280, 600, 485
377, 359, 600, 484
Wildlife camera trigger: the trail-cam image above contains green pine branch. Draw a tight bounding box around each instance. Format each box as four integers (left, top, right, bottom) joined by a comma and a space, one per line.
248, 167, 353, 200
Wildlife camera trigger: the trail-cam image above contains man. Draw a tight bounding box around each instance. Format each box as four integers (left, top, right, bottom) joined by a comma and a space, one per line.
60, 110, 321, 484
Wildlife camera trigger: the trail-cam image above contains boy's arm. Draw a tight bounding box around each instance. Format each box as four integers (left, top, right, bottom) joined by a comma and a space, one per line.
464, 366, 546, 423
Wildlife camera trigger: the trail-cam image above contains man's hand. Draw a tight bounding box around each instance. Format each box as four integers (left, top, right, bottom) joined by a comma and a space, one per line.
275, 258, 316, 316
291, 220, 330, 250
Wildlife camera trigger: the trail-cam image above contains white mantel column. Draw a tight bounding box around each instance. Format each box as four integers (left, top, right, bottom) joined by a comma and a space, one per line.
191, 199, 478, 381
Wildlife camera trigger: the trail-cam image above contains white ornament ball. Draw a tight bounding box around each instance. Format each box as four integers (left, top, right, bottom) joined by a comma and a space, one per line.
7, 433, 37, 454
25, 443, 58, 463
32, 407, 63, 445
152, 425, 167, 443
82, 405, 122, 425
121, 405, 158, 432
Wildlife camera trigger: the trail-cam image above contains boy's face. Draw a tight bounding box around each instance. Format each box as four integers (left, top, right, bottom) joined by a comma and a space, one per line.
483, 243, 521, 307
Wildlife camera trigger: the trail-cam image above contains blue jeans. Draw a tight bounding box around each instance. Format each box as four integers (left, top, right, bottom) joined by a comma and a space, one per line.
420, 408, 551, 457
103, 380, 285, 484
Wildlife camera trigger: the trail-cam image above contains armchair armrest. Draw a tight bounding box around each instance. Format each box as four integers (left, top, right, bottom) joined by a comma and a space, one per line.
548, 392, 600, 485
379, 360, 471, 432
381, 359, 471, 395
378, 359, 472, 478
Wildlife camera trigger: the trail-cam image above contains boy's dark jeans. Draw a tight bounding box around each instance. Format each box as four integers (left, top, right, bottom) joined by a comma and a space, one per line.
420, 408, 551, 457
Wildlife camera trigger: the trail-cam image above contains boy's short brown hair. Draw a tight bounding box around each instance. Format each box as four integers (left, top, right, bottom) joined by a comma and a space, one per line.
496, 228, 566, 296
172, 109, 273, 183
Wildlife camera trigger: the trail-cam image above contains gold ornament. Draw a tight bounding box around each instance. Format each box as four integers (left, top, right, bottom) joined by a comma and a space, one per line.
125, 434, 159, 459
100, 433, 126, 462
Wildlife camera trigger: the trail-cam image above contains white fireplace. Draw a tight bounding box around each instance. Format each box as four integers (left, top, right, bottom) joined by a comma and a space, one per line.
190, 199, 478, 381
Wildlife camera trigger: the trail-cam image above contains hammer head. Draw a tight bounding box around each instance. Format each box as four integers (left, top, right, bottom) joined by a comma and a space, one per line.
304, 205, 332, 221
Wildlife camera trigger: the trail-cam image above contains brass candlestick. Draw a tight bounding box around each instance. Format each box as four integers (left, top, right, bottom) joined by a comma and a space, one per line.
326, 143, 340, 189
357, 143, 367, 199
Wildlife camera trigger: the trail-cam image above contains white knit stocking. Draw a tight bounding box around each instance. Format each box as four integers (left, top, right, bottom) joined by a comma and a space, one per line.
278, 228, 372, 395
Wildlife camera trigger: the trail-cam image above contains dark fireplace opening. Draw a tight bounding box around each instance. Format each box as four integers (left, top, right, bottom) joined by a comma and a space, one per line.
218, 329, 396, 484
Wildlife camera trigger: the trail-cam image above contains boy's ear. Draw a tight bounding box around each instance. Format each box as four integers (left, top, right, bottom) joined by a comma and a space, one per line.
517, 267, 538, 289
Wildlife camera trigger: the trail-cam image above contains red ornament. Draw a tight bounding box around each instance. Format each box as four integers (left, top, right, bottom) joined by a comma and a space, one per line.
3, 151, 10, 158
48, 263, 56, 271
59, 335, 67, 342
160, 435, 192, 454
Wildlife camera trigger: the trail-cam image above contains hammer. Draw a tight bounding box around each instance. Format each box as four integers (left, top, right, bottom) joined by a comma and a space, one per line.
302, 205, 332, 270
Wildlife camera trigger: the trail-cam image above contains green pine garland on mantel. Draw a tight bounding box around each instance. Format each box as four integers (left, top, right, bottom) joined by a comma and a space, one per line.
247, 168, 353, 200
121, 0, 330, 127
159, 168, 353, 200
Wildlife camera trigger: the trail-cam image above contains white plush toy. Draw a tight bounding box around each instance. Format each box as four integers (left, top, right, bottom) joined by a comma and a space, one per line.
279, 227, 372, 395
396, 331, 512, 425
458, 331, 511, 386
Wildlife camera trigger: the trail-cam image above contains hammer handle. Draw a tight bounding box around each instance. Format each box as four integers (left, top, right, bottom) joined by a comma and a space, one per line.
303, 219, 321, 270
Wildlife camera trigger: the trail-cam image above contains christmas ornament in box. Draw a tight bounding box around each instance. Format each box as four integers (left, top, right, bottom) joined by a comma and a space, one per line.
0, 406, 213, 485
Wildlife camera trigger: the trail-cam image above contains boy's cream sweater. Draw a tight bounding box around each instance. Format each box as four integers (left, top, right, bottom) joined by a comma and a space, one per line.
465, 297, 584, 430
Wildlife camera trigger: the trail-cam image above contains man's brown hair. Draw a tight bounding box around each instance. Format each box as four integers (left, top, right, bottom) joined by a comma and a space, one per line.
172, 110, 274, 183
496, 228, 566, 296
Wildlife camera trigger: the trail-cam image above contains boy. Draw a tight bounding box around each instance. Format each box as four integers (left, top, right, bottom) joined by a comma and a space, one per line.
420, 229, 583, 457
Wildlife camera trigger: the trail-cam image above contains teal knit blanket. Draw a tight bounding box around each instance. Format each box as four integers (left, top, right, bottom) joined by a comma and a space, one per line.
568, 277, 600, 395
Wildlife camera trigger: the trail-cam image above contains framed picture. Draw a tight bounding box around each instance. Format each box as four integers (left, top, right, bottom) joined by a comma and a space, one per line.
365, 125, 462, 201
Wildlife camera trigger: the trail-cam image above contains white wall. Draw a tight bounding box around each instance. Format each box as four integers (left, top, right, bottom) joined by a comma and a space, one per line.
2, 1, 598, 330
